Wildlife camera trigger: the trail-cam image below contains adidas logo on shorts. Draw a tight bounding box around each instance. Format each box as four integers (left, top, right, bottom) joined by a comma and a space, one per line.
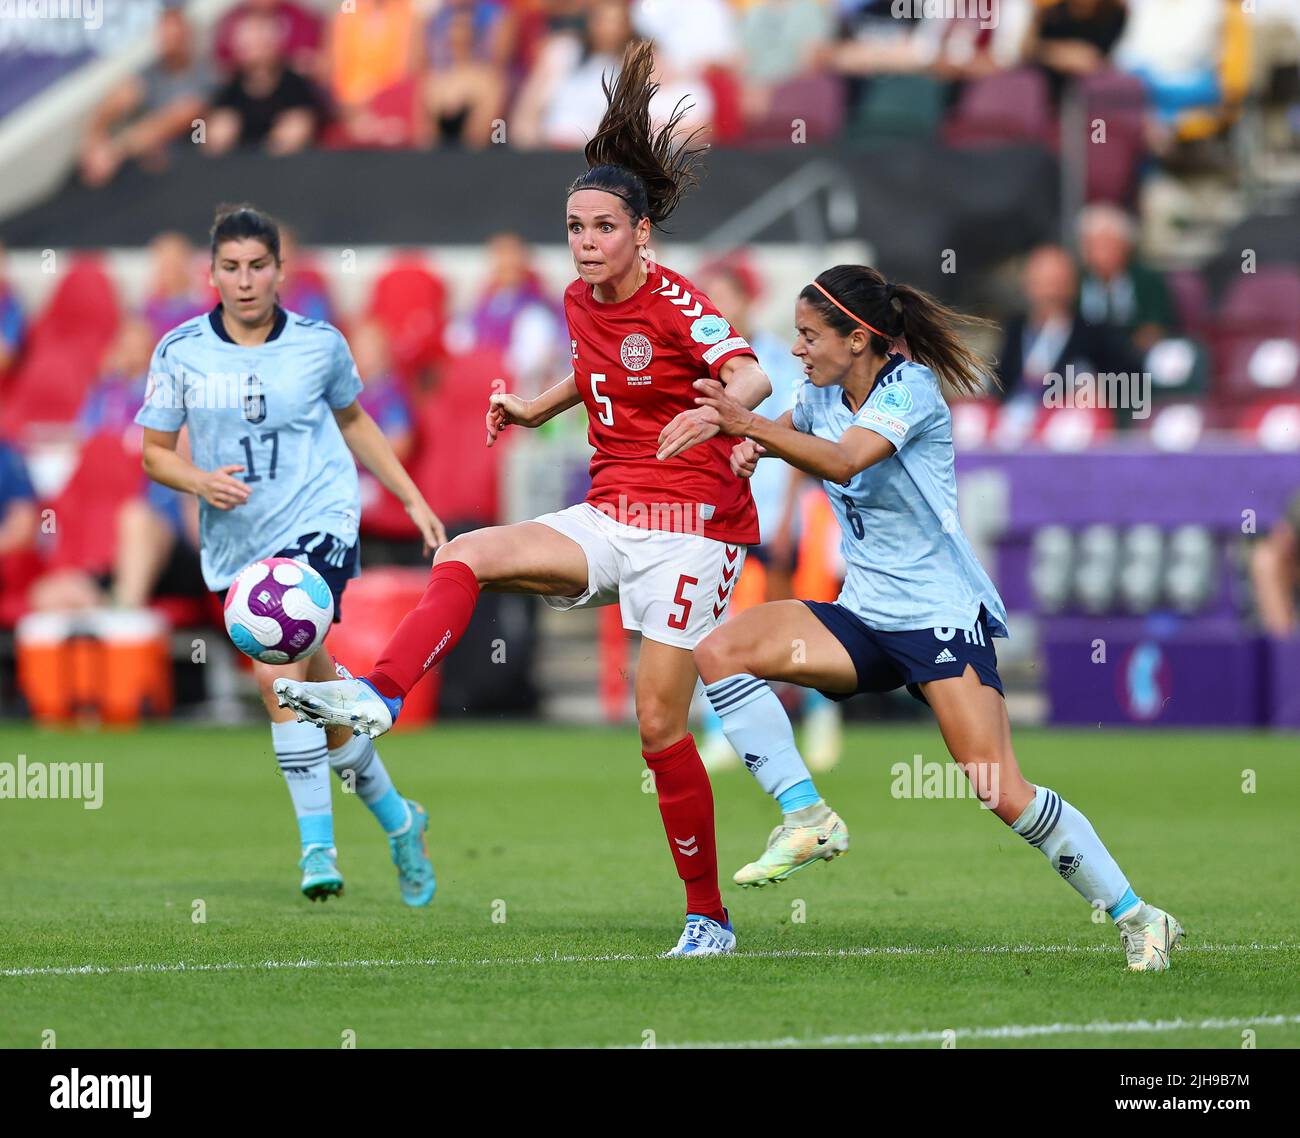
934, 648, 958, 664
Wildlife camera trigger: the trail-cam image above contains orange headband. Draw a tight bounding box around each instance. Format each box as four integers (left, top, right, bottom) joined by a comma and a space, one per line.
811, 280, 888, 340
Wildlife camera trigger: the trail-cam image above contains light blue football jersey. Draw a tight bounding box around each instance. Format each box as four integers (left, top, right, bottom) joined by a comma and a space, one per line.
135, 307, 363, 590
791, 354, 1008, 636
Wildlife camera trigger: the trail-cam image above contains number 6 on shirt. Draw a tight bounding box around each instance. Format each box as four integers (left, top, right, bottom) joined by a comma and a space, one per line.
591, 372, 614, 426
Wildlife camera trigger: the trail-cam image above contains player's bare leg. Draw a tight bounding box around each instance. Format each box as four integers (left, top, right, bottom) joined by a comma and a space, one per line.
636, 638, 735, 957
274, 521, 589, 735
695, 601, 851, 886
922, 668, 1184, 972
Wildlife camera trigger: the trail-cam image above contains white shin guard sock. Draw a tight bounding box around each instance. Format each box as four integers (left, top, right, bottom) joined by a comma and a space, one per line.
703, 674, 813, 800
270, 719, 332, 846
1012, 785, 1139, 919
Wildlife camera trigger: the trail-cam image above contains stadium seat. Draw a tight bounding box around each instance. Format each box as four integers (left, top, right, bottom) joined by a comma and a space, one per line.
43, 434, 142, 575
950, 398, 1000, 450
320, 76, 421, 150
847, 74, 947, 141
410, 348, 509, 526
1033, 405, 1117, 450
1236, 400, 1300, 451
1, 258, 119, 439
942, 68, 1054, 149
1211, 267, 1300, 400
1078, 69, 1148, 204
744, 73, 846, 145
1140, 402, 1207, 451
1165, 267, 1211, 334
366, 255, 448, 384
702, 65, 745, 144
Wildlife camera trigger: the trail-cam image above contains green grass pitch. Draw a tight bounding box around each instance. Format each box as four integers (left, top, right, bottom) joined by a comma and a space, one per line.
0, 723, 1296, 1049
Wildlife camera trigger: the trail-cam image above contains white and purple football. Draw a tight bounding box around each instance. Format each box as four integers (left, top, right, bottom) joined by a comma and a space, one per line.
223, 557, 334, 665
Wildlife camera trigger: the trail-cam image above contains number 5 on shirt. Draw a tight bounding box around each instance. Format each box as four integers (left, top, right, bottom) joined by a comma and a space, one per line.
591, 372, 614, 426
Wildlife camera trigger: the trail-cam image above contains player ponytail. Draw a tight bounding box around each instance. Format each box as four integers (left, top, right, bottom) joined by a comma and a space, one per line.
801, 266, 998, 399
210, 203, 282, 264
567, 40, 707, 228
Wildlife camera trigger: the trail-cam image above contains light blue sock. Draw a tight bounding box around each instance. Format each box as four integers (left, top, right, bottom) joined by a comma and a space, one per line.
778, 778, 821, 812
271, 719, 333, 851
704, 673, 820, 811
1012, 785, 1141, 921
327, 733, 412, 834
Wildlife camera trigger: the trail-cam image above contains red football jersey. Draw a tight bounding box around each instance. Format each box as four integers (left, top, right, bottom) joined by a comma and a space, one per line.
564, 262, 760, 545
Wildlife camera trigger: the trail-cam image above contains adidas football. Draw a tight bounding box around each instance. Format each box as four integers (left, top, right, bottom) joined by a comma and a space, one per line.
223, 557, 334, 665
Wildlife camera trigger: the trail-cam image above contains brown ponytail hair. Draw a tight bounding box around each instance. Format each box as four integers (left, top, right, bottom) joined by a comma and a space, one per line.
800, 265, 998, 398
566, 40, 707, 228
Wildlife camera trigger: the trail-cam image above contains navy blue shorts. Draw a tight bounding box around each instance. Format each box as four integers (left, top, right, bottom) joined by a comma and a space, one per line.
804, 601, 1003, 706
218, 532, 357, 624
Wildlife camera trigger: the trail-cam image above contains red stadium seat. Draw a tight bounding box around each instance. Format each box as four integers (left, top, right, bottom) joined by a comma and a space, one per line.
1078, 69, 1147, 204
1, 257, 119, 438
366, 255, 448, 384
1165, 268, 1210, 335
1211, 268, 1300, 402
1236, 400, 1300, 451
44, 433, 142, 575
410, 348, 509, 526
950, 398, 999, 450
744, 73, 846, 146
1033, 405, 1116, 450
942, 68, 1054, 149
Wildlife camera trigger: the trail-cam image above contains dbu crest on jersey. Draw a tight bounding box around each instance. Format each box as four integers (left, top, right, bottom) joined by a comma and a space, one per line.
620, 333, 653, 372
242, 375, 267, 424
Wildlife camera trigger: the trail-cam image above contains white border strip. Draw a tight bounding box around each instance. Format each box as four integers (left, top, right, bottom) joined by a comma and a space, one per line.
2, 942, 1294, 979
640, 1013, 1300, 1049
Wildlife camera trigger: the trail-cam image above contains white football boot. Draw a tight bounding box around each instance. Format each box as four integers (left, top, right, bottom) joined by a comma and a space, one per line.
1117, 903, 1185, 972
274, 675, 397, 738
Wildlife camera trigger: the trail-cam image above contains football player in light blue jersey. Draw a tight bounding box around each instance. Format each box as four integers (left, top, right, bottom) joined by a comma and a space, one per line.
136, 204, 446, 906
692, 265, 1183, 972
692, 261, 844, 775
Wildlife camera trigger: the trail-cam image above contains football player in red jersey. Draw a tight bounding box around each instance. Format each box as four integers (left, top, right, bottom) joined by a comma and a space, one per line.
277, 43, 788, 956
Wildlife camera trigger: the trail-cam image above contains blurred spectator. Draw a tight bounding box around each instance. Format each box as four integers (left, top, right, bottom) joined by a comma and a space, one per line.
511, 0, 634, 148
814, 0, 932, 77
996, 244, 1137, 403
78, 316, 156, 440
1113, 0, 1224, 147
278, 227, 334, 324
735, 0, 833, 89
206, 9, 327, 156
78, 6, 211, 187
1076, 203, 1174, 354
420, 2, 508, 148
0, 440, 38, 563
353, 318, 414, 463
630, 0, 738, 76
1250, 491, 1300, 636
457, 232, 566, 395
1025, 0, 1127, 105
328, 0, 424, 147
426, 0, 517, 71
0, 242, 25, 382
214, 0, 325, 80
143, 233, 207, 341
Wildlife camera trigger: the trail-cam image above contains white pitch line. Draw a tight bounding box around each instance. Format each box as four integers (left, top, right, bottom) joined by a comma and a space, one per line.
640, 1013, 1300, 1049
1, 942, 1294, 979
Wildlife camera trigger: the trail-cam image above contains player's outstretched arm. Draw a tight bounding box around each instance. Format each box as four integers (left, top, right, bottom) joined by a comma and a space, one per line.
486, 372, 581, 447
332, 400, 447, 555
695, 378, 894, 484
142, 427, 251, 510
656, 355, 772, 462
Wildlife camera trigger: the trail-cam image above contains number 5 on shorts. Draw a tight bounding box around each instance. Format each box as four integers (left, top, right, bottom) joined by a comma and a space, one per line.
667, 573, 698, 630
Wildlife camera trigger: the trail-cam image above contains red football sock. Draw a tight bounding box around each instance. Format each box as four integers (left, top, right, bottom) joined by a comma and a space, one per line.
367, 560, 480, 700
643, 733, 725, 923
